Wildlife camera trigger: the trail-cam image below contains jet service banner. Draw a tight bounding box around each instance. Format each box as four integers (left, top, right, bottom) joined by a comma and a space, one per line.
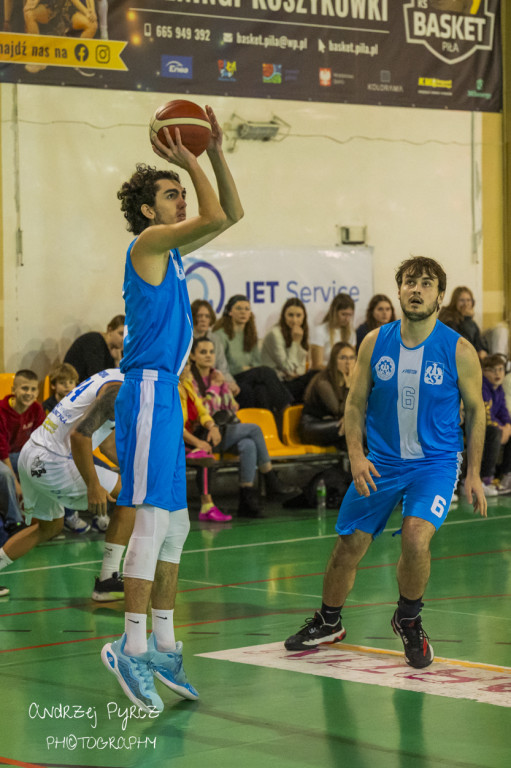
0, 0, 501, 112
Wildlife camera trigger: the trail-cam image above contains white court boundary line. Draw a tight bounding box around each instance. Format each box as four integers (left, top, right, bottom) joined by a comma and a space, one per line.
2, 513, 510, 576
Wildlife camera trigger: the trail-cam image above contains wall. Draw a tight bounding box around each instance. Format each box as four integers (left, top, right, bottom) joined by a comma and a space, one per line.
0, 83, 489, 376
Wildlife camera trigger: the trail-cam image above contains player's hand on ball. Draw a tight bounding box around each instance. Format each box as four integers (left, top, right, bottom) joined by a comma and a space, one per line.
205, 106, 222, 151
151, 127, 196, 169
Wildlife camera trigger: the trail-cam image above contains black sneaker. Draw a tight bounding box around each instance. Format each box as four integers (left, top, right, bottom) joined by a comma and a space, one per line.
0, 585, 10, 597
284, 611, 346, 651
92, 572, 124, 602
391, 610, 434, 668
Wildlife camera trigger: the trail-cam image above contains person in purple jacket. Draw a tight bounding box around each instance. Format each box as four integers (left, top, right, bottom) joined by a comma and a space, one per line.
480, 355, 511, 494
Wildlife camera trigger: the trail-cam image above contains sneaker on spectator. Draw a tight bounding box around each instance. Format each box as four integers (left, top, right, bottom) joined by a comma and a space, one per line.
64, 511, 91, 533
482, 482, 499, 497
0, 585, 10, 597
92, 572, 124, 602
92, 514, 109, 533
497, 473, 511, 494
198, 506, 232, 522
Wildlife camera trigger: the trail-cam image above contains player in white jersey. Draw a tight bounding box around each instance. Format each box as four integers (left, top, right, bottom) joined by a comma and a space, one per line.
0, 370, 134, 595
285, 257, 487, 668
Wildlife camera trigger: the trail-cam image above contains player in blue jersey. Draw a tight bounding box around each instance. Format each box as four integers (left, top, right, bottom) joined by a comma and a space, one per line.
285, 256, 487, 668
101, 107, 243, 712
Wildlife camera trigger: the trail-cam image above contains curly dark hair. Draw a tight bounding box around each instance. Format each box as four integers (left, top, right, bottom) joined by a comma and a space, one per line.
117, 163, 181, 235
395, 256, 447, 294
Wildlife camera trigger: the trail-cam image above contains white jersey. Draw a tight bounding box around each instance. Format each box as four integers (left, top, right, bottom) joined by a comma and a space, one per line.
30, 369, 124, 458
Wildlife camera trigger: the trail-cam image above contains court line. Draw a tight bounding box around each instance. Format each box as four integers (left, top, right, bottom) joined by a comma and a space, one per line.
333, 642, 511, 674
2, 513, 510, 577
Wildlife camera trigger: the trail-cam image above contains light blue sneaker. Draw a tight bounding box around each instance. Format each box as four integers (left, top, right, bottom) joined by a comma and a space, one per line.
148, 633, 199, 700
101, 634, 164, 713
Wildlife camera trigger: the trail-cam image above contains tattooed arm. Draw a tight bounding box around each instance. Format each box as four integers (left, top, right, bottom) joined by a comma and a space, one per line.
70, 383, 121, 516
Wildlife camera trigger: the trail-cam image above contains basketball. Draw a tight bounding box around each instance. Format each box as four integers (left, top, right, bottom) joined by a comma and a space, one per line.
149, 100, 211, 157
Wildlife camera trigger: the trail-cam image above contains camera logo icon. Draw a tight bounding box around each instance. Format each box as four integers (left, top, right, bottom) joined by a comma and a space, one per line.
96, 45, 110, 64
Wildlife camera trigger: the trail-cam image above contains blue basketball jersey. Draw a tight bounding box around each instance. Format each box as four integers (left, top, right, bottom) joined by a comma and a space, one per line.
367, 320, 463, 463
120, 239, 193, 376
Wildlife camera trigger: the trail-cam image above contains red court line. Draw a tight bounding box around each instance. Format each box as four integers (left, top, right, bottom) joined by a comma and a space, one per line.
0, 756, 46, 768
1, 594, 510, 656
1, 547, 510, 618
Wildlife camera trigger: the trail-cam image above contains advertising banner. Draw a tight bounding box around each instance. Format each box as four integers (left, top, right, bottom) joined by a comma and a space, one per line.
182, 246, 373, 334
0, 1, 501, 112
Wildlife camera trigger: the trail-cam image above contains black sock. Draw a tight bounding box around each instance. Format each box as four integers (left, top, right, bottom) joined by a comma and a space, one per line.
397, 594, 423, 620
320, 603, 342, 625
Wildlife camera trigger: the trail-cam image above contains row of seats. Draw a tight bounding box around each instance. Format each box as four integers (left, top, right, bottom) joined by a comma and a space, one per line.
218, 406, 337, 461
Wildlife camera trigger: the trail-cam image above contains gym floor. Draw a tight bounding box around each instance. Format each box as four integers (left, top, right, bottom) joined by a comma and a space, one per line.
0, 489, 509, 768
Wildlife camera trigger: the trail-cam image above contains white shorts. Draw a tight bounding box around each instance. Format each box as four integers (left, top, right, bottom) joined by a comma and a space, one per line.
18, 442, 119, 524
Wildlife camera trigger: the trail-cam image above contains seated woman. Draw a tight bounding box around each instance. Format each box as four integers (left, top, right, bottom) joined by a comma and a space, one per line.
189, 337, 295, 517
190, 299, 239, 396
261, 297, 316, 403
356, 294, 396, 349
178, 363, 232, 522
64, 314, 125, 382
299, 342, 356, 448
439, 286, 488, 360
310, 293, 356, 369
212, 294, 291, 415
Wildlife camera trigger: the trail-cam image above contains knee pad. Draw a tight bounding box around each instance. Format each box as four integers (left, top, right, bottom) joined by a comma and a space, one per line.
123, 505, 171, 581
158, 507, 190, 565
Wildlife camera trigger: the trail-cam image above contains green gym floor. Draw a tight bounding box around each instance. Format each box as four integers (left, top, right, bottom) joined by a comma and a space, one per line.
0, 491, 510, 768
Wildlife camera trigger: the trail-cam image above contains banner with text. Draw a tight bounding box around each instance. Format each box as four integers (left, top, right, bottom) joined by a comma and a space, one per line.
0, 1, 501, 112
182, 246, 373, 335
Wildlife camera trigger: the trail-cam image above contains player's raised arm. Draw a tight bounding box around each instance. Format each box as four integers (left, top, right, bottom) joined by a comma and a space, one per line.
456, 337, 487, 517
344, 329, 380, 496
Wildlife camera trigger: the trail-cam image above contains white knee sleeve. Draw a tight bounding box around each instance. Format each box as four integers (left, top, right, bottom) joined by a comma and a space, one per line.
158, 507, 190, 564
123, 505, 170, 581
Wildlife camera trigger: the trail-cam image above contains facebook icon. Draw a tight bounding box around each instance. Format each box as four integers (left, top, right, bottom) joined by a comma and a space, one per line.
74, 44, 89, 63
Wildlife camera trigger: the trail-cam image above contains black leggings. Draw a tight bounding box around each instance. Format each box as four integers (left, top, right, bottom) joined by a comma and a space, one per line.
299, 413, 347, 450
234, 366, 291, 414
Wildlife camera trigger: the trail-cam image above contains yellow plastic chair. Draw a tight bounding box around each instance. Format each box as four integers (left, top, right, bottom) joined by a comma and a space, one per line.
282, 404, 337, 455
0, 373, 15, 400
42, 375, 51, 401
236, 408, 306, 457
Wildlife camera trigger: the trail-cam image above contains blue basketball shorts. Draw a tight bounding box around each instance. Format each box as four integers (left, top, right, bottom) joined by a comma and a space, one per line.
115, 369, 187, 512
335, 454, 462, 538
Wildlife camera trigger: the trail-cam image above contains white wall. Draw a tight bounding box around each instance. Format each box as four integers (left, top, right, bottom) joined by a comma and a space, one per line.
1, 83, 483, 377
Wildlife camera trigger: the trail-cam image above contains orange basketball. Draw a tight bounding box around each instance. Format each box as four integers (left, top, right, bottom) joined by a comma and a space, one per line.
149, 99, 211, 157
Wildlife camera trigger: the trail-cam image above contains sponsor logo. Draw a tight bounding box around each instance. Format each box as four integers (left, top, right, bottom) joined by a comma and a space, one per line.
424, 361, 444, 385
183, 257, 226, 315
161, 55, 193, 79
262, 63, 282, 84
418, 75, 453, 89
319, 67, 332, 87
30, 458, 46, 479
375, 356, 395, 381
467, 76, 492, 99
403, 0, 496, 65
172, 253, 186, 281
218, 59, 236, 81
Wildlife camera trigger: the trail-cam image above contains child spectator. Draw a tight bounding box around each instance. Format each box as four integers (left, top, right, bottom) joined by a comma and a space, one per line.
480, 355, 511, 494
64, 314, 125, 382
43, 362, 79, 413
0, 370, 45, 535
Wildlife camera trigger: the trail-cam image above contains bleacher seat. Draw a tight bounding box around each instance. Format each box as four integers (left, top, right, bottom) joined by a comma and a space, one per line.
0, 373, 15, 400
281, 404, 337, 455
236, 408, 307, 456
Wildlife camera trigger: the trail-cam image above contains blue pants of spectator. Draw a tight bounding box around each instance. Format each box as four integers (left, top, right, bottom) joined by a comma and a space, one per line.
220, 423, 270, 484
0, 452, 23, 527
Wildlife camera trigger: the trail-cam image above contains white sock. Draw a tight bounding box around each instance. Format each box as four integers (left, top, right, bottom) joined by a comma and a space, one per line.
0, 548, 13, 571
151, 608, 176, 652
100, 542, 125, 580
124, 612, 147, 656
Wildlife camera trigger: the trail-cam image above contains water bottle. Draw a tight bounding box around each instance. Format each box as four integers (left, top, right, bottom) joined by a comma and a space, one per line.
316, 478, 327, 515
